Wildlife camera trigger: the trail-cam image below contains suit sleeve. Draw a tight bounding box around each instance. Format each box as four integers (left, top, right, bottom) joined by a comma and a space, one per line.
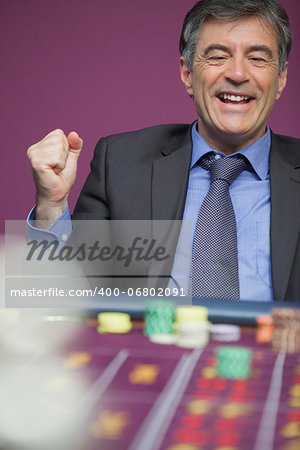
72, 138, 110, 220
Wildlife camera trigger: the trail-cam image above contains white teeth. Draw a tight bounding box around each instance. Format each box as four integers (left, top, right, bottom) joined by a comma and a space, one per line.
221, 94, 250, 102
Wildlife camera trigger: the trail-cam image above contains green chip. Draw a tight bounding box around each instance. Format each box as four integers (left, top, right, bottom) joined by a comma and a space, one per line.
215, 346, 252, 380
144, 317, 174, 336
144, 299, 175, 336
217, 364, 250, 379
216, 346, 252, 361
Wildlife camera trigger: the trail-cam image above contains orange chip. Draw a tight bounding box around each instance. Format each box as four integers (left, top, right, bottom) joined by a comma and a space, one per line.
256, 315, 274, 343
256, 315, 273, 325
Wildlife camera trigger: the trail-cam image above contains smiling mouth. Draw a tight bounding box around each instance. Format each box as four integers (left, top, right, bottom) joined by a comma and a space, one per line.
218, 93, 254, 104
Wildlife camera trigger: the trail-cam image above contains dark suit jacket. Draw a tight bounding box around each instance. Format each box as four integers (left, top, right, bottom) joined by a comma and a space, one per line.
72, 124, 300, 302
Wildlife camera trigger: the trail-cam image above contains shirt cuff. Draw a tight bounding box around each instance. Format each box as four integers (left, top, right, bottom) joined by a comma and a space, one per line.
27, 205, 72, 246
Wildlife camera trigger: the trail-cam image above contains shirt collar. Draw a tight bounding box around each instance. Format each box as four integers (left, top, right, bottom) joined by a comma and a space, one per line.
191, 121, 271, 181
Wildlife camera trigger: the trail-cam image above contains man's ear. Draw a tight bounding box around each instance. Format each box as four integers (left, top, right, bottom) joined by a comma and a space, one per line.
276, 62, 288, 100
180, 57, 194, 97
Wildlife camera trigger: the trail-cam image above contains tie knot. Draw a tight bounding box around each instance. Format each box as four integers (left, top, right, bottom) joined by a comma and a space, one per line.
200, 155, 246, 186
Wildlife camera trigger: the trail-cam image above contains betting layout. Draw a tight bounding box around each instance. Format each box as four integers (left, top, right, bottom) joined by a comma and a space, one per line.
0, 304, 299, 450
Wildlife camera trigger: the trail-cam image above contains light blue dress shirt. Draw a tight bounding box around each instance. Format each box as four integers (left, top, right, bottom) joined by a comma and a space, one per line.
27, 205, 72, 246
28, 122, 273, 300
168, 122, 273, 301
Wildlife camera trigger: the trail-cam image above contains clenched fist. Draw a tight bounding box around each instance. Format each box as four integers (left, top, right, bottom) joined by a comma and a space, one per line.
27, 129, 83, 225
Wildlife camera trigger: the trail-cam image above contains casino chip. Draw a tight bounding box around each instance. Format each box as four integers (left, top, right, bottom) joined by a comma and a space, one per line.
97, 312, 132, 334
144, 299, 175, 337
176, 321, 210, 348
175, 306, 208, 323
174, 306, 210, 348
272, 308, 300, 353
256, 315, 273, 344
215, 346, 252, 379
210, 324, 241, 342
149, 334, 178, 345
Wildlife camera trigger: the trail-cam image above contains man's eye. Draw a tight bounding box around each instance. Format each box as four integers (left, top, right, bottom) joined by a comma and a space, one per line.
210, 56, 225, 60
207, 56, 227, 63
250, 57, 266, 63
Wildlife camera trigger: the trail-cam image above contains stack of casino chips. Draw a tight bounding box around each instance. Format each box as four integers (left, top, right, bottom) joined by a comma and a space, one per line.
271, 308, 300, 353
215, 346, 252, 379
144, 303, 211, 348
144, 300, 175, 342
175, 306, 210, 348
256, 315, 274, 344
97, 312, 132, 334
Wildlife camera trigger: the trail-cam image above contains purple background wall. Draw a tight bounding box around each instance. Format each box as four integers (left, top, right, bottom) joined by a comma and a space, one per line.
1, 0, 300, 231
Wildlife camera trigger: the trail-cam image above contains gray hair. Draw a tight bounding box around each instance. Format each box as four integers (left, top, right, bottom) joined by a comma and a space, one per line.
179, 0, 291, 73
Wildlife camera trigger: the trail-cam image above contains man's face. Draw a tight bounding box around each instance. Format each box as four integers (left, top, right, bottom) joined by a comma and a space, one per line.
180, 16, 287, 153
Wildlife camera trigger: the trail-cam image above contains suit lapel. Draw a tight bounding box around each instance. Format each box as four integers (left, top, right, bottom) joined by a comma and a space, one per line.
151, 126, 193, 220
270, 133, 300, 300
147, 125, 193, 288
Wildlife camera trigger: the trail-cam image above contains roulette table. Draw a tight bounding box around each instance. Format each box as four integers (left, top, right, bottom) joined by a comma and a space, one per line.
0, 299, 300, 450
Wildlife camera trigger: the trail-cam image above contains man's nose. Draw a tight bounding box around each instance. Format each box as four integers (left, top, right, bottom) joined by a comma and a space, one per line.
225, 56, 250, 84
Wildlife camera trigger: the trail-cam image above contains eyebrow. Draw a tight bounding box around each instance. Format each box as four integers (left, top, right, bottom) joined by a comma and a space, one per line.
203, 44, 274, 59
203, 44, 230, 56
246, 45, 274, 58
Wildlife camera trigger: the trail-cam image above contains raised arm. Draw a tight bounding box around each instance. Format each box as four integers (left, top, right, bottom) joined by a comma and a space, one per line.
27, 129, 83, 228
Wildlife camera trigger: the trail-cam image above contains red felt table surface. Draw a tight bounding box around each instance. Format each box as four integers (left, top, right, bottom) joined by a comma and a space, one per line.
54, 322, 300, 450
2, 320, 300, 450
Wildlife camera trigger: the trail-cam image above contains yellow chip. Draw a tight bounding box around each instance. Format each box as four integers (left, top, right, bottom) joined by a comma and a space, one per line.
90, 410, 130, 440
289, 385, 300, 397
175, 306, 208, 323
186, 399, 212, 415
97, 312, 132, 334
281, 422, 300, 438
64, 351, 91, 368
219, 403, 252, 418
288, 397, 300, 408
97, 312, 131, 324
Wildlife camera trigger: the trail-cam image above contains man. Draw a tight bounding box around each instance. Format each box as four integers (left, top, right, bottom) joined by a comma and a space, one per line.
27, 0, 300, 301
